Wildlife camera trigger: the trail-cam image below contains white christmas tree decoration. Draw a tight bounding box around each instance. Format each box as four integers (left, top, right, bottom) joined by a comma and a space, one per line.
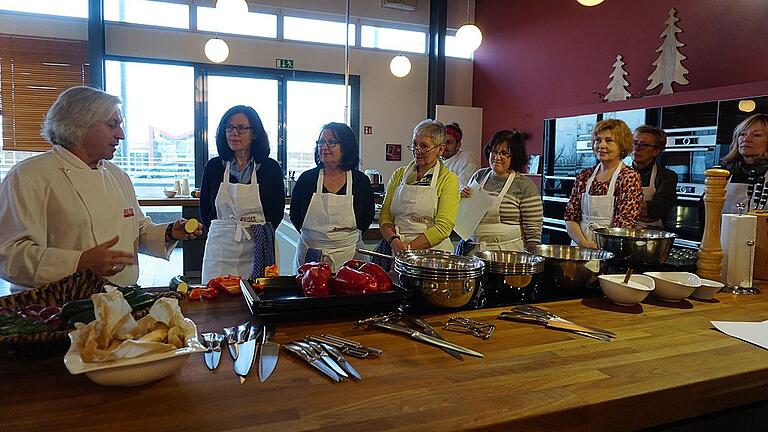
605, 54, 631, 102
646, 8, 689, 95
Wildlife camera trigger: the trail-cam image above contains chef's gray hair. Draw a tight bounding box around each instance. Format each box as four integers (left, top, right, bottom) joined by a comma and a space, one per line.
42, 86, 121, 148
412, 119, 446, 146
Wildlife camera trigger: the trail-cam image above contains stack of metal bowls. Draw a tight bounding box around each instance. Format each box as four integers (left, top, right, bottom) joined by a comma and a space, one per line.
530, 245, 615, 294
593, 227, 676, 267
394, 250, 485, 309
474, 250, 547, 305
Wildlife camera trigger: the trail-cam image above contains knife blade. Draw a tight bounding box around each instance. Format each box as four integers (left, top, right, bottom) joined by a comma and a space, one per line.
233, 324, 262, 383
374, 322, 484, 358
223, 326, 239, 360
283, 343, 341, 382
319, 342, 361, 380
400, 310, 463, 361
202, 332, 224, 370
302, 341, 348, 379
258, 326, 279, 383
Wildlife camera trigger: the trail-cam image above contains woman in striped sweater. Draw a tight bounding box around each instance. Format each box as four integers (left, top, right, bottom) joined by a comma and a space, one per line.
456, 129, 543, 255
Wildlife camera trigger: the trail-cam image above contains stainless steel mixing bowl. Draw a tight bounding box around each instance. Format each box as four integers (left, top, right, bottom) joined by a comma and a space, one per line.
530, 245, 615, 292
593, 227, 676, 266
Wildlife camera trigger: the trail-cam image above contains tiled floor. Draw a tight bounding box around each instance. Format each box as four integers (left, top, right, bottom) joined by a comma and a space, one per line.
0, 248, 184, 297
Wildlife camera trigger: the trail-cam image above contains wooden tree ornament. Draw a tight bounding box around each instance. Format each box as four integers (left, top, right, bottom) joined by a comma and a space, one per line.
605, 54, 630, 102
646, 8, 689, 95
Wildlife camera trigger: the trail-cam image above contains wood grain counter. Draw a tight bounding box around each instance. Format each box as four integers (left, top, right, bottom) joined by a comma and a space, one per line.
2, 289, 768, 431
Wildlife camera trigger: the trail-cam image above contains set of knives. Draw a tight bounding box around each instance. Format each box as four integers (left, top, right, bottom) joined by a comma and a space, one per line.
201, 321, 280, 383
284, 336, 366, 382
498, 305, 616, 341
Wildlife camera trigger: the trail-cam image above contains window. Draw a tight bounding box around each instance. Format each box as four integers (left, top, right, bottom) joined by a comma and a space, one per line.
105, 0, 189, 29
196, 6, 276, 38
105, 60, 195, 197
361, 25, 425, 53
284, 16, 355, 46
0, 0, 87, 18
206, 76, 279, 161
445, 34, 474, 59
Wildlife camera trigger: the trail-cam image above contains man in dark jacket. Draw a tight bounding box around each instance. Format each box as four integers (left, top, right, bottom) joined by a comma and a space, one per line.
632, 125, 678, 228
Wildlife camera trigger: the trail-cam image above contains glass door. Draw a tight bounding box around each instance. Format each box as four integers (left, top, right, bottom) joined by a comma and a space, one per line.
206, 75, 279, 160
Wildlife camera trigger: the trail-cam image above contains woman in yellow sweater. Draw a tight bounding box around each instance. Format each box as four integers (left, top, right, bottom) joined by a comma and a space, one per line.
375, 119, 460, 268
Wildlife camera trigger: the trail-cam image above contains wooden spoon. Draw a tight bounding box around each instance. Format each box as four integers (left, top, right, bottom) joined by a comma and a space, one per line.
623, 266, 633, 284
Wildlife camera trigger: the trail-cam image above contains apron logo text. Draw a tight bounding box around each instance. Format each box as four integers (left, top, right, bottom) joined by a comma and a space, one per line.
123, 208, 135, 218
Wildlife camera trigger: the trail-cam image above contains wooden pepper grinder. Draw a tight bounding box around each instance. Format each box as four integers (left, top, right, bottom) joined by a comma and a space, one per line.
697, 167, 730, 281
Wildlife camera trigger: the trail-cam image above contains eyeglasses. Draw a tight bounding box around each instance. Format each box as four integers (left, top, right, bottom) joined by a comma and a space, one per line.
407, 143, 441, 155
633, 141, 659, 150
316, 139, 341, 148
490, 150, 511, 158
225, 125, 252, 134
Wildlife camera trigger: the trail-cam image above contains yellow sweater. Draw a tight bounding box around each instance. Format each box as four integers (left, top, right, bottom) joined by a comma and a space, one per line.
379, 159, 460, 247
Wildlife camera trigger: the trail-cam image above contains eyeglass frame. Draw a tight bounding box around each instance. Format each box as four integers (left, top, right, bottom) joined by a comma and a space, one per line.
316, 139, 341, 149
489, 149, 512, 158
225, 125, 253, 135
632, 140, 660, 150
407, 142, 443, 155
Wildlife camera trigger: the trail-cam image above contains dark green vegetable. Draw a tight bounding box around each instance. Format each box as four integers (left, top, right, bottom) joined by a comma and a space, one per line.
128, 293, 156, 309
0, 314, 48, 336
59, 299, 95, 321
67, 309, 96, 327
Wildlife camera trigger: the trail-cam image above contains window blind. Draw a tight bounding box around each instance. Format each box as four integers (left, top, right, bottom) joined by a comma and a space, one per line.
0, 35, 89, 152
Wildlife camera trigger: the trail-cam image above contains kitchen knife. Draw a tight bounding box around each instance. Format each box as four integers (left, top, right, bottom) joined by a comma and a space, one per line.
202, 332, 224, 371
319, 342, 361, 380
498, 312, 613, 341
234, 324, 262, 383
258, 325, 279, 383
223, 326, 239, 360
400, 308, 463, 361
283, 343, 341, 382
303, 341, 349, 379
374, 322, 484, 358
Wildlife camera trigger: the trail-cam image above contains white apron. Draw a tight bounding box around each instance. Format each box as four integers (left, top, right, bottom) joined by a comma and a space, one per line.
723, 176, 768, 214
390, 162, 454, 252
293, 170, 364, 272
471, 170, 524, 252
578, 162, 624, 244
637, 164, 663, 228
201, 162, 269, 283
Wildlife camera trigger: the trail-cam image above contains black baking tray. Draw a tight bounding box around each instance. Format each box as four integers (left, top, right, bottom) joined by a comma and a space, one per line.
240, 276, 409, 322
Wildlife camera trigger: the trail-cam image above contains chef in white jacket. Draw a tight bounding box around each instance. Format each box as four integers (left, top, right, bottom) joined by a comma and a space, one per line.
0, 86, 202, 289
442, 122, 478, 189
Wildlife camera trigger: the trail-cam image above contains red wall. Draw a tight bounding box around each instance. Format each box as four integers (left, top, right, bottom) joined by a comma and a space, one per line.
472, 0, 768, 162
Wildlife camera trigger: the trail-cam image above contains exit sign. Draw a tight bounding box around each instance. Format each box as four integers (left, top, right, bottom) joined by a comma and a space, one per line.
276, 58, 294, 69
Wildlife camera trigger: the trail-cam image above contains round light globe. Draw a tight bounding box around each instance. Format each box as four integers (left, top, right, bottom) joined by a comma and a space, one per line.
216, 0, 248, 14
577, 0, 605, 6
738, 99, 756, 113
456, 24, 483, 52
390, 55, 412, 78
204, 37, 229, 63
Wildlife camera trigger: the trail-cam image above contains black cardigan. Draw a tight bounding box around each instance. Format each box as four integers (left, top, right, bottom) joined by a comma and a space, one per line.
289, 166, 375, 233
199, 156, 285, 229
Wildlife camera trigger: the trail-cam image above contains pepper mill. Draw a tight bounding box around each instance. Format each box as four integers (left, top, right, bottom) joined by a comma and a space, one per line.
697, 167, 730, 281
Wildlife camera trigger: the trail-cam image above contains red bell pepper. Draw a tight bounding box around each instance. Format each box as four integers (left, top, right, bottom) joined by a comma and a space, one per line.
207, 275, 241, 295
359, 262, 393, 292
296, 262, 329, 286
340, 259, 366, 271
189, 287, 219, 301
301, 265, 332, 297
332, 266, 377, 295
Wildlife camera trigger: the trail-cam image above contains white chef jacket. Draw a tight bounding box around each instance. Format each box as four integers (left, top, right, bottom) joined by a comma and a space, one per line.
443, 149, 478, 189
0, 146, 175, 289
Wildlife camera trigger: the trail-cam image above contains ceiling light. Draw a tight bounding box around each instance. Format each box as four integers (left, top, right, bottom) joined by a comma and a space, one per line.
204, 37, 229, 63
738, 99, 756, 113
390, 55, 411, 78
456, 24, 483, 52
216, 0, 248, 14
577, 0, 605, 6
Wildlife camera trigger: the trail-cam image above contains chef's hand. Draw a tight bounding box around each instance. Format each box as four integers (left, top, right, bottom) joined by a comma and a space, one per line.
640, 200, 648, 217
169, 218, 204, 241
78, 236, 135, 276
460, 186, 472, 198
582, 240, 598, 249
390, 238, 409, 255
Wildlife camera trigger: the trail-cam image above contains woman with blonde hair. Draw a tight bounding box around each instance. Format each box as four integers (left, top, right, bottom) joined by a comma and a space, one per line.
721, 113, 768, 213
564, 119, 643, 248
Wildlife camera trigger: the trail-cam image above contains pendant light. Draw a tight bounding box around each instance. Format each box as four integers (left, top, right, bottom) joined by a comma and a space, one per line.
577, 0, 605, 6
738, 99, 757, 113
456, 0, 482, 52
204, 37, 229, 63
216, 0, 248, 14
390, 55, 412, 78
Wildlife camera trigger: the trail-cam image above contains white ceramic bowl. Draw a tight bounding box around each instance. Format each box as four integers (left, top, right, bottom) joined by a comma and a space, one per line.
643, 271, 701, 302
163, 190, 177, 198
598, 274, 655, 306
691, 278, 724, 300
64, 331, 206, 386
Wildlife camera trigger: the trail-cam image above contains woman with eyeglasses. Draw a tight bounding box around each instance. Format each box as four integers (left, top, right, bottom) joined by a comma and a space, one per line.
289, 123, 375, 272
564, 119, 643, 248
375, 119, 460, 269
455, 129, 543, 255
200, 105, 285, 282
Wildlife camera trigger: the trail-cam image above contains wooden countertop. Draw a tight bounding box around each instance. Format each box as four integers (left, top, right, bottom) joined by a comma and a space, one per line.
3, 289, 768, 432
